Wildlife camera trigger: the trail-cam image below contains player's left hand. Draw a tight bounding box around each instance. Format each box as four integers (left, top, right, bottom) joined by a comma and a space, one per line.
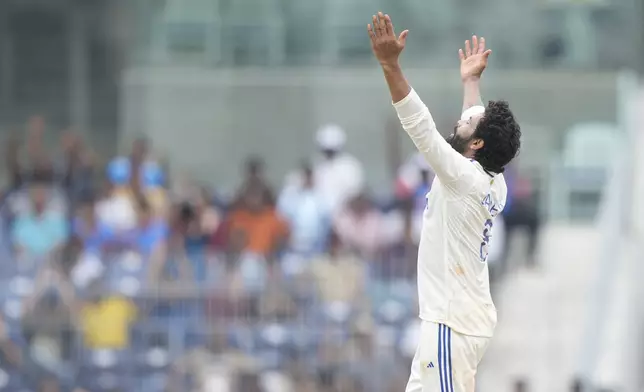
459, 35, 492, 82
368, 12, 409, 67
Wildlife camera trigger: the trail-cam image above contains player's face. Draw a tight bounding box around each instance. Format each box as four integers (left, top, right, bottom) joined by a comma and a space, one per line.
447, 113, 484, 155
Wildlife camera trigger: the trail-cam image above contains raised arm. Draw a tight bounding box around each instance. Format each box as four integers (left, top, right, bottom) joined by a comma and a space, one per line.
459, 35, 491, 114
368, 13, 478, 191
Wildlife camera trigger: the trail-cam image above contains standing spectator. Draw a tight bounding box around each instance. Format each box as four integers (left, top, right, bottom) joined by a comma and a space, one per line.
277, 163, 330, 255
502, 164, 540, 268
312, 124, 365, 213
333, 192, 384, 259
228, 184, 289, 258
127, 136, 151, 193
234, 156, 275, 208
11, 179, 69, 258
56, 132, 97, 212
140, 159, 169, 219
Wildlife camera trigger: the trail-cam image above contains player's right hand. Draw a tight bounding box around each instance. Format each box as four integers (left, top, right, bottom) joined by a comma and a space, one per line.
368, 12, 409, 67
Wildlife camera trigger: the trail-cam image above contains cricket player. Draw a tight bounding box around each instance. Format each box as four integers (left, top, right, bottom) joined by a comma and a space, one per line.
367, 12, 522, 392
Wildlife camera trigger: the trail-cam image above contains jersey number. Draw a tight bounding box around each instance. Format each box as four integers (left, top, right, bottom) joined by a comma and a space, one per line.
479, 219, 493, 262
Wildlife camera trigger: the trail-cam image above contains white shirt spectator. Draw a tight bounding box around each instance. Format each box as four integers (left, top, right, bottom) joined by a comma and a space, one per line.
313, 124, 365, 212
96, 192, 137, 232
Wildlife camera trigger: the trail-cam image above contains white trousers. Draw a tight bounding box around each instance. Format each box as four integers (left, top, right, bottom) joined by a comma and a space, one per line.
404, 321, 491, 392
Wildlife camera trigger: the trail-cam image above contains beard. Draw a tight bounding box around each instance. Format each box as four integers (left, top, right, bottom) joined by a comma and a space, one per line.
446, 131, 471, 154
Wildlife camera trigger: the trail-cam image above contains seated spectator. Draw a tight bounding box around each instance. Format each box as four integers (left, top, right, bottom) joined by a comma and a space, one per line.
176, 188, 222, 255
11, 180, 69, 258
80, 280, 137, 350
21, 275, 77, 378
121, 197, 170, 282
159, 231, 197, 284
228, 184, 288, 257
73, 194, 113, 255
0, 314, 23, 369
95, 161, 137, 233
277, 163, 330, 255
258, 269, 298, 321
333, 192, 384, 259
308, 231, 366, 307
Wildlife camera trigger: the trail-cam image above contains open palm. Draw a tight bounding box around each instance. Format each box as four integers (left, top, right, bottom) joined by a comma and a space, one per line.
459, 35, 491, 81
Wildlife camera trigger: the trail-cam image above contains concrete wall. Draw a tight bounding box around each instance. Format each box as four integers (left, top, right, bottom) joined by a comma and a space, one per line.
121, 67, 619, 193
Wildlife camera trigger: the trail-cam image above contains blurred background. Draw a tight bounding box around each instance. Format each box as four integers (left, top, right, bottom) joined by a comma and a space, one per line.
0, 0, 643, 391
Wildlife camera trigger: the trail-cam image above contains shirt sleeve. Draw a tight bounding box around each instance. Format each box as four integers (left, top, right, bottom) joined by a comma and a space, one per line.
393, 88, 478, 194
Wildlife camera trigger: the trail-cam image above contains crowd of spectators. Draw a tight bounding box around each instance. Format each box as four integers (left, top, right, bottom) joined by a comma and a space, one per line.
0, 116, 539, 392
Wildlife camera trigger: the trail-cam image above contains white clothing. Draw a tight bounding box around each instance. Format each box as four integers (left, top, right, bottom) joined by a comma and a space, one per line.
487, 215, 505, 266
394, 89, 505, 338
313, 153, 364, 213
316, 124, 347, 150
96, 195, 137, 232
405, 321, 490, 392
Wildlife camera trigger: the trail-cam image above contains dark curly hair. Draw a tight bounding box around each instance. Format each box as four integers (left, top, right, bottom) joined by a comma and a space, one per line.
472, 100, 521, 174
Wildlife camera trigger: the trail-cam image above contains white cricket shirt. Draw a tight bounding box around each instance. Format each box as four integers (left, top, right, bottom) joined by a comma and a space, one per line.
394, 88, 506, 338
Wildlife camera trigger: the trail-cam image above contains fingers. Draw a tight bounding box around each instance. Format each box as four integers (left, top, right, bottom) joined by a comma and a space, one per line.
461, 36, 487, 59
370, 12, 397, 40
384, 14, 395, 37
372, 15, 381, 37
377, 12, 387, 36
367, 24, 376, 42
398, 30, 409, 46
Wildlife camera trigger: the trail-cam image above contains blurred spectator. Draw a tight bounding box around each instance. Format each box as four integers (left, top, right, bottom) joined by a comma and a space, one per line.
56, 131, 97, 211
73, 194, 113, 255
395, 154, 434, 245
80, 280, 137, 350
277, 163, 330, 255
235, 156, 275, 208
308, 231, 366, 308
122, 197, 169, 282
333, 192, 385, 259
11, 179, 69, 258
161, 231, 197, 284
141, 160, 170, 219
176, 188, 222, 254
124, 136, 152, 193
96, 163, 137, 233
258, 269, 298, 320
0, 315, 23, 368
21, 271, 77, 382
228, 184, 289, 257
312, 124, 365, 213
502, 164, 541, 268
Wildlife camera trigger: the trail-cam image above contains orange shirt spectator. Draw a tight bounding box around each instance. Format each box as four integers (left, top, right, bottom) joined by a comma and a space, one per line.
228, 185, 288, 256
